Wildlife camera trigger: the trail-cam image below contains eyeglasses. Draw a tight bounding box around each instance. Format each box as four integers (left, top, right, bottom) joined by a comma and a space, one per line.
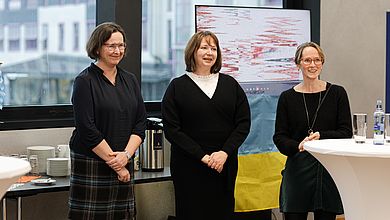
104, 43, 126, 52
301, 58, 322, 65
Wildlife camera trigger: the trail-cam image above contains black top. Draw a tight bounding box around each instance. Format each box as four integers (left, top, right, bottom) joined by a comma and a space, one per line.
162, 73, 251, 161
70, 63, 146, 159
273, 82, 352, 213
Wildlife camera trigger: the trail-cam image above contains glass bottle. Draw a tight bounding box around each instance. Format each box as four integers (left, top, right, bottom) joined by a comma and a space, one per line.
373, 100, 385, 145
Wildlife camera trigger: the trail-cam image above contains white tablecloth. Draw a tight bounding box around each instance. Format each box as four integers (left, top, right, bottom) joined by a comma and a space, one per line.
305, 139, 390, 220
305, 138, 390, 157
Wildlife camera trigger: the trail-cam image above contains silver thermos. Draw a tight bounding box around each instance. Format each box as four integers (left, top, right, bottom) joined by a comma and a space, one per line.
141, 117, 164, 171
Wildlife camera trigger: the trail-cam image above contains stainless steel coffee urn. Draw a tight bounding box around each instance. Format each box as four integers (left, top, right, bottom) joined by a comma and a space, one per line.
141, 117, 164, 171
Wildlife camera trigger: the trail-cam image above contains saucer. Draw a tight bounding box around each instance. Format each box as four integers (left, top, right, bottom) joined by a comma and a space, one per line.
31, 178, 56, 186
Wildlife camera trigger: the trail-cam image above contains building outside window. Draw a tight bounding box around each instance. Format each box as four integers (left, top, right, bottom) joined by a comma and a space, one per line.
0, 1, 95, 106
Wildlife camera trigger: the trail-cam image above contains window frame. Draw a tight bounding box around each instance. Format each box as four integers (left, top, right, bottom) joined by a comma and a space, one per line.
0, 0, 154, 130
0, 0, 318, 131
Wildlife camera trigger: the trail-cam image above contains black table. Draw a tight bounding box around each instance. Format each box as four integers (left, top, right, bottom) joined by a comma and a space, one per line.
3, 167, 171, 220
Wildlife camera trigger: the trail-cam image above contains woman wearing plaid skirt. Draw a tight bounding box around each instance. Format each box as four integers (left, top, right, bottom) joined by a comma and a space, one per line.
68, 22, 146, 220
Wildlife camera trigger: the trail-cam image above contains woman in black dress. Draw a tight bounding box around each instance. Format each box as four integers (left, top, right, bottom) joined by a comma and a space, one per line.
68, 22, 146, 220
273, 42, 352, 220
162, 31, 251, 220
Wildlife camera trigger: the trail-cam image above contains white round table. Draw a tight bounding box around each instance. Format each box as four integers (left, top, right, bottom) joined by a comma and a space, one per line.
0, 156, 31, 199
304, 139, 390, 220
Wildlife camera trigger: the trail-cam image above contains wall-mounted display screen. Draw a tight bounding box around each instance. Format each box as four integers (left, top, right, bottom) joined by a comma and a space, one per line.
195, 5, 311, 95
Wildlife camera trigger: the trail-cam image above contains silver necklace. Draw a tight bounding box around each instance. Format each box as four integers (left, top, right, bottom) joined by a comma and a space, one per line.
302, 84, 332, 135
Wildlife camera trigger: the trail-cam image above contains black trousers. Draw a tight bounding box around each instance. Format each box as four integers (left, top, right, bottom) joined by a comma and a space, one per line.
283, 210, 336, 220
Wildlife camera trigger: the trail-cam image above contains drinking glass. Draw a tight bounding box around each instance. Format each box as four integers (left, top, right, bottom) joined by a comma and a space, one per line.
29, 155, 39, 175
353, 113, 367, 143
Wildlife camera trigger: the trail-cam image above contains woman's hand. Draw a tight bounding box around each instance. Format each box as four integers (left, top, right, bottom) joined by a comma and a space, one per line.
201, 154, 211, 165
308, 131, 320, 141
208, 151, 228, 173
116, 167, 130, 182
299, 136, 310, 152
299, 132, 320, 152
107, 151, 129, 171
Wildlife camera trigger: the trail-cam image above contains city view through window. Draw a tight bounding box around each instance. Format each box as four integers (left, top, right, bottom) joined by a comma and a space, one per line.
0, 0, 96, 106
0, 0, 281, 107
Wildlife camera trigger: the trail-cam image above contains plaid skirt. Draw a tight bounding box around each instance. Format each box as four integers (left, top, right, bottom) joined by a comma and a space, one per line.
68, 151, 135, 220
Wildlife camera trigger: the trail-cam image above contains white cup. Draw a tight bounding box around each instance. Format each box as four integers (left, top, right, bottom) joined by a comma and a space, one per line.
57, 144, 70, 158
353, 113, 367, 143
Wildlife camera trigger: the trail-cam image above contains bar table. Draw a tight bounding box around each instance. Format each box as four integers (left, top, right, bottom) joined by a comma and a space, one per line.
305, 139, 390, 220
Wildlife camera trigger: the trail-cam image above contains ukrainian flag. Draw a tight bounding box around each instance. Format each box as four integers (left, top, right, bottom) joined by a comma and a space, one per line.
235, 93, 286, 212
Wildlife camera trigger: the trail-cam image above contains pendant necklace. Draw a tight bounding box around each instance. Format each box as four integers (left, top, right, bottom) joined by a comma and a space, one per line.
302, 84, 332, 135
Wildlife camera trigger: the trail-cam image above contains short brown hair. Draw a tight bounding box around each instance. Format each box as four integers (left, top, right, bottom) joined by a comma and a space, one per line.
86, 22, 127, 60
184, 31, 222, 74
294, 42, 325, 65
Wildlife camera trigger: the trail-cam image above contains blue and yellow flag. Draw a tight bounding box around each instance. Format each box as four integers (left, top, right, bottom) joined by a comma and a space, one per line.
235, 93, 286, 212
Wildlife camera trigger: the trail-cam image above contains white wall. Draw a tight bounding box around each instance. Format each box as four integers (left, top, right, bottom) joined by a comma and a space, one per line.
321, 0, 390, 137
0, 127, 73, 156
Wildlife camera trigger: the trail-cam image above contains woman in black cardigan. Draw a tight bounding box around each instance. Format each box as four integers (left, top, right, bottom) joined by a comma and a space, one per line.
162, 31, 251, 220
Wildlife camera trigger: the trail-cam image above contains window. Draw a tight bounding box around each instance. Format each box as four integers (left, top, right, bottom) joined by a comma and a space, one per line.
8, 0, 21, 10
141, 0, 148, 50
0, 0, 303, 130
0, 25, 4, 51
48, 0, 61, 5
0, 1, 98, 129
73, 22, 79, 51
26, 0, 38, 9
0, 2, 95, 108
8, 23, 20, 51
58, 23, 64, 51
86, 20, 95, 39
41, 23, 48, 50
167, 0, 172, 12
25, 23, 38, 51
0, 0, 5, 10
141, 0, 283, 102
